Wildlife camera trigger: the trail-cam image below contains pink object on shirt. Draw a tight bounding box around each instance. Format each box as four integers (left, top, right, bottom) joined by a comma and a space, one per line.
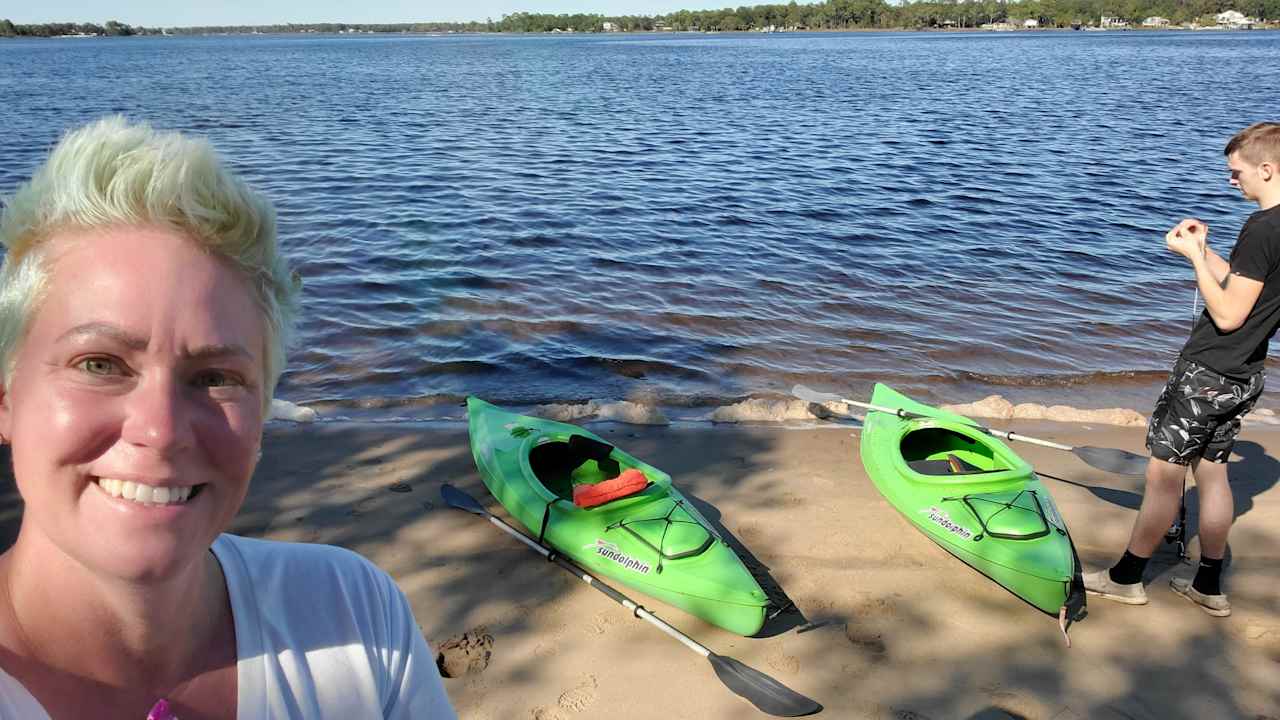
146, 699, 178, 720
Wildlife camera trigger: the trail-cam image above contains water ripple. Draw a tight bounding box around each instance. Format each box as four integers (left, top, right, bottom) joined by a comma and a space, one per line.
3, 31, 1278, 413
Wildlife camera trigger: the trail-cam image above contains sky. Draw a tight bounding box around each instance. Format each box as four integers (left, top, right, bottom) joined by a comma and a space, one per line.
0, 0, 741, 26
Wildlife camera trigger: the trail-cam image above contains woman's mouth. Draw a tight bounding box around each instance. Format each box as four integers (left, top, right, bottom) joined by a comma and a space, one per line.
94, 478, 204, 506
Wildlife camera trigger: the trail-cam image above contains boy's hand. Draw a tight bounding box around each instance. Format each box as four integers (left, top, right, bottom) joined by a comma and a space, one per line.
1166, 218, 1208, 261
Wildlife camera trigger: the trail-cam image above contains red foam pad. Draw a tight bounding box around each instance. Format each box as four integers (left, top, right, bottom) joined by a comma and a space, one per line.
573, 468, 649, 509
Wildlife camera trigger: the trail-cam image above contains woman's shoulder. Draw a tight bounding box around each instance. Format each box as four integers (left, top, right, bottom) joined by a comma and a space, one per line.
213, 533, 382, 576
212, 534, 399, 612
212, 541, 454, 717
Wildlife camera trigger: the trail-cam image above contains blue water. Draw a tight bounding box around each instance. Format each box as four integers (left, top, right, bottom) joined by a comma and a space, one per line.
3, 31, 1279, 417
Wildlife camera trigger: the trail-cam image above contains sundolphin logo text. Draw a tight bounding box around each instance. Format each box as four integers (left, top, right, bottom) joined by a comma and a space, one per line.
584, 539, 652, 574
921, 506, 974, 540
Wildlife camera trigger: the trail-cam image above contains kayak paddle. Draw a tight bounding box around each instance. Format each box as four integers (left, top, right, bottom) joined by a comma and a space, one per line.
791, 384, 1148, 476
440, 484, 822, 717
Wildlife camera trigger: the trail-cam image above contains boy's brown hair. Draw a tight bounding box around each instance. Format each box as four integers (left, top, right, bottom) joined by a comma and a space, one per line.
1225, 122, 1280, 165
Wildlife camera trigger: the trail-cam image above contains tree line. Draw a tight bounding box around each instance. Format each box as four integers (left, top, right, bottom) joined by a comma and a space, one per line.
0, 19, 158, 36
2, 0, 1275, 38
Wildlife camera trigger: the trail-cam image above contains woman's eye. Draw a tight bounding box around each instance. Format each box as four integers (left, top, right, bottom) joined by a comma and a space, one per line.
78, 357, 118, 375
193, 370, 238, 388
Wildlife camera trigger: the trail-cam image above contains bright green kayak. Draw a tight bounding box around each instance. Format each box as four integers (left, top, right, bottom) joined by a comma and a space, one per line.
466, 397, 769, 636
859, 384, 1085, 620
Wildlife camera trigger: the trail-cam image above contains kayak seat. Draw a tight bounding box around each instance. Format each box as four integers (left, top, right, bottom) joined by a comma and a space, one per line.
530, 436, 622, 500
573, 468, 650, 509
907, 454, 986, 475
901, 427, 1007, 475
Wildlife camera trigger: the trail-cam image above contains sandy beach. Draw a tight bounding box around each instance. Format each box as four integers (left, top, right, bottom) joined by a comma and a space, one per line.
3, 413, 1278, 719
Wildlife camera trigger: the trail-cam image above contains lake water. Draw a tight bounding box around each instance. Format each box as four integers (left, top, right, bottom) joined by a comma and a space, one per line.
3, 30, 1279, 421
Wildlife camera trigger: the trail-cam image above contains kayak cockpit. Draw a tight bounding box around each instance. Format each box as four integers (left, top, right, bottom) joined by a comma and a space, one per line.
901, 420, 1029, 481
530, 434, 628, 500
901, 425, 1011, 477
528, 435, 719, 569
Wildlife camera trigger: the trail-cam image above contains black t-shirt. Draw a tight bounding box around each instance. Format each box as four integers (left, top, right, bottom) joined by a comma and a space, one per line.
1183, 204, 1280, 379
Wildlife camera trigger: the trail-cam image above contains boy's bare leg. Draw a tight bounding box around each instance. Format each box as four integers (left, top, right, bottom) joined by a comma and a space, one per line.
1126, 458, 1187, 556
1190, 458, 1233, 559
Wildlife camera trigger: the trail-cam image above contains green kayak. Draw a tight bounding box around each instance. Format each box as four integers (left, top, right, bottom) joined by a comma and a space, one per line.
859, 384, 1085, 621
466, 397, 769, 636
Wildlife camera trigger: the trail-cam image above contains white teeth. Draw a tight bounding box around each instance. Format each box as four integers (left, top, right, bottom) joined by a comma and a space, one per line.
97, 479, 193, 507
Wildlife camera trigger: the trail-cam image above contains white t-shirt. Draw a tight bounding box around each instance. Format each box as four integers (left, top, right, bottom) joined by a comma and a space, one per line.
0, 534, 457, 719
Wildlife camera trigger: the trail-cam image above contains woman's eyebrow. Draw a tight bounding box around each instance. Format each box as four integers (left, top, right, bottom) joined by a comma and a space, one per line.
187, 344, 254, 362
56, 322, 148, 350
55, 322, 253, 360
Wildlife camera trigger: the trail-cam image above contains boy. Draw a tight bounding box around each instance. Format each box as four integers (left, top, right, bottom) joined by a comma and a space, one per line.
1084, 122, 1280, 617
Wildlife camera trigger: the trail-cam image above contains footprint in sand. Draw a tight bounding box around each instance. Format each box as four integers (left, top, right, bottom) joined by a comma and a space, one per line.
585, 611, 612, 636
844, 623, 887, 657
1244, 622, 1280, 663
435, 628, 494, 678
556, 674, 598, 712
531, 675, 598, 719
979, 684, 1042, 719
766, 645, 800, 674
844, 593, 898, 659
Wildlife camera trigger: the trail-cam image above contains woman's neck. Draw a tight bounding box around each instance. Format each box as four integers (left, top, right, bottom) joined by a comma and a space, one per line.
0, 533, 231, 694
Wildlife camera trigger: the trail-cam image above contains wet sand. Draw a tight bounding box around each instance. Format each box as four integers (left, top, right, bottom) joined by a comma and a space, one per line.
2, 416, 1278, 719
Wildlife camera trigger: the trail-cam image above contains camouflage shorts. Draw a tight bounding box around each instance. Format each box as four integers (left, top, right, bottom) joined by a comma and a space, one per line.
1146, 357, 1264, 465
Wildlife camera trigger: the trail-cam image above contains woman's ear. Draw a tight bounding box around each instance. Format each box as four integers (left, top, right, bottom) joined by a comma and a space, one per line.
0, 383, 10, 445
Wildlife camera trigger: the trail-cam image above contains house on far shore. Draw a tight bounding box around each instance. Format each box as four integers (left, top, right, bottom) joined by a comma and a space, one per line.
1100, 15, 1129, 28
602, 22, 618, 31
1215, 10, 1257, 28
1142, 16, 1170, 27
1023, 18, 1039, 28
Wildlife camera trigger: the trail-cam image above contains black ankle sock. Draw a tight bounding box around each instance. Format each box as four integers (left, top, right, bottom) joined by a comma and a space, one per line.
1109, 550, 1150, 585
1193, 556, 1224, 596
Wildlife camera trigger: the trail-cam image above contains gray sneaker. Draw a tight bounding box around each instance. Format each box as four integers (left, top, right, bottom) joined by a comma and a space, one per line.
1082, 569, 1149, 605
1170, 577, 1231, 617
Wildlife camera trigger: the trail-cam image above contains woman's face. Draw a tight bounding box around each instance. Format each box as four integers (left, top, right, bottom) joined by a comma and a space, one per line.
0, 225, 267, 581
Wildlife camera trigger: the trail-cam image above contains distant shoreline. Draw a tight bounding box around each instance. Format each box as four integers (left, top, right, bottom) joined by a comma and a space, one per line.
3, 5, 1275, 39
6, 25, 1277, 39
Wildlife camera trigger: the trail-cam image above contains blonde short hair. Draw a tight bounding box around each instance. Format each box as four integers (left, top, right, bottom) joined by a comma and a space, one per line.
0, 116, 300, 405
1225, 122, 1280, 166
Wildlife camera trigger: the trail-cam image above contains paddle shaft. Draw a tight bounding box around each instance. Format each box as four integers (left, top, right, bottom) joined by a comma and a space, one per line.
837, 397, 1076, 451
480, 511, 710, 657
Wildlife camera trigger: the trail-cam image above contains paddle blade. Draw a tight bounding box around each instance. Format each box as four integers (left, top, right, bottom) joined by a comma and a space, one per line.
441, 484, 489, 516
1073, 446, 1148, 476
790, 384, 841, 406
708, 653, 822, 717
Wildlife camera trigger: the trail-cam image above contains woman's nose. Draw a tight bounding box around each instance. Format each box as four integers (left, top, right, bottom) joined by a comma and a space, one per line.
119, 375, 196, 454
